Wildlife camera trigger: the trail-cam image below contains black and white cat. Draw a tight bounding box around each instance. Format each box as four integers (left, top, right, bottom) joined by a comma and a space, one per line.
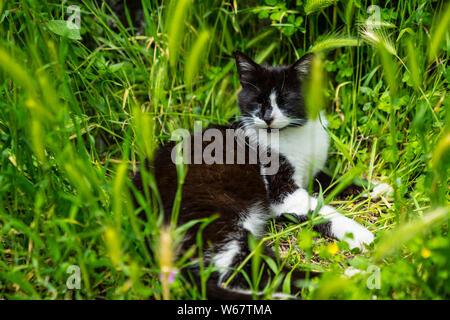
133, 51, 390, 299
234, 51, 375, 249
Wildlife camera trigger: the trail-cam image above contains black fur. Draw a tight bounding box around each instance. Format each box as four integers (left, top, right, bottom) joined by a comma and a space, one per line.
132, 122, 320, 299
133, 53, 338, 299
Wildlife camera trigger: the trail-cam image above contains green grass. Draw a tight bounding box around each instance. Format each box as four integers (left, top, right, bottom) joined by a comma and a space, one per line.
0, 0, 448, 299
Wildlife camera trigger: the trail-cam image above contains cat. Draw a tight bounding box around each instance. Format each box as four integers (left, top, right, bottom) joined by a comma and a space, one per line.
133, 51, 388, 299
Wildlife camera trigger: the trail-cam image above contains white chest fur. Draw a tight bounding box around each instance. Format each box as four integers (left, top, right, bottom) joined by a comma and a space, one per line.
268, 114, 329, 188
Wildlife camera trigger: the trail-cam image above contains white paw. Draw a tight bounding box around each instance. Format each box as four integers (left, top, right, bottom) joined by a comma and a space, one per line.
331, 216, 374, 251
363, 182, 393, 200
344, 267, 363, 278
344, 224, 374, 251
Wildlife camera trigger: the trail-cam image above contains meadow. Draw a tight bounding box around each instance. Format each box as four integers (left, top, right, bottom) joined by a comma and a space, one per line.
0, 0, 448, 299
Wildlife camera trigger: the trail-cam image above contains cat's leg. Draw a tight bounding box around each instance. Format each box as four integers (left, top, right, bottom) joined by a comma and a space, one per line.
271, 188, 374, 250
362, 182, 394, 200
313, 171, 393, 200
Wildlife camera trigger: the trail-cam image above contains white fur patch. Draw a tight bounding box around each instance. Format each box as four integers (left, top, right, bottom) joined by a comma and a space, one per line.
246, 101, 329, 186
253, 116, 268, 128
325, 212, 374, 250
269, 90, 291, 129
364, 182, 393, 200
214, 240, 240, 282
270, 188, 314, 218
241, 203, 268, 237
260, 113, 329, 188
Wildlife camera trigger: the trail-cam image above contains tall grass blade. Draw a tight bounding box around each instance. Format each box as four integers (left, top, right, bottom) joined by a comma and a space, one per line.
167, 0, 192, 67
305, 56, 325, 119
158, 228, 175, 300
185, 29, 210, 89
406, 39, 421, 90
428, 2, 450, 61
378, 47, 398, 96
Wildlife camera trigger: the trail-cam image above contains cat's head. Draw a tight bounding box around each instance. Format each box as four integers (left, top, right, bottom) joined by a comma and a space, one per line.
234, 51, 314, 130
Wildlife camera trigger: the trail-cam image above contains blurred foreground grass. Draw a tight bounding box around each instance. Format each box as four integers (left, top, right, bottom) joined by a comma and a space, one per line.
0, 0, 448, 299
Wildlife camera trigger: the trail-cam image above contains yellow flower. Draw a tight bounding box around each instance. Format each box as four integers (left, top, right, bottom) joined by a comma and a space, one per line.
420, 247, 431, 259
328, 243, 339, 255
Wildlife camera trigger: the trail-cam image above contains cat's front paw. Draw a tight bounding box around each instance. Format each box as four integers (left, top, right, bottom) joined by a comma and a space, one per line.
344, 226, 374, 251
331, 216, 374, 251
363, 182, 393, 200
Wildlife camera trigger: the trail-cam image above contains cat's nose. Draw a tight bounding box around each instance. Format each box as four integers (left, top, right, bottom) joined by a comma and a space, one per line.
263, 109, 273, 125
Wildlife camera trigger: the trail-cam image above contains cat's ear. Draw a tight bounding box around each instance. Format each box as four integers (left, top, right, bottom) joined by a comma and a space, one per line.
291, 52, 315, 78
234, 51, 260, 83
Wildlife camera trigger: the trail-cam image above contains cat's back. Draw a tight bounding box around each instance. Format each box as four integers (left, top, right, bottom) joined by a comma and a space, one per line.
149, 124, 268, 225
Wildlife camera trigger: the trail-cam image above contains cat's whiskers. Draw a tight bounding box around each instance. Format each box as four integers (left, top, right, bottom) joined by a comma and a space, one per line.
236, 120, 270, 154
240, 80, 261, 92
286, 118, 307, 128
